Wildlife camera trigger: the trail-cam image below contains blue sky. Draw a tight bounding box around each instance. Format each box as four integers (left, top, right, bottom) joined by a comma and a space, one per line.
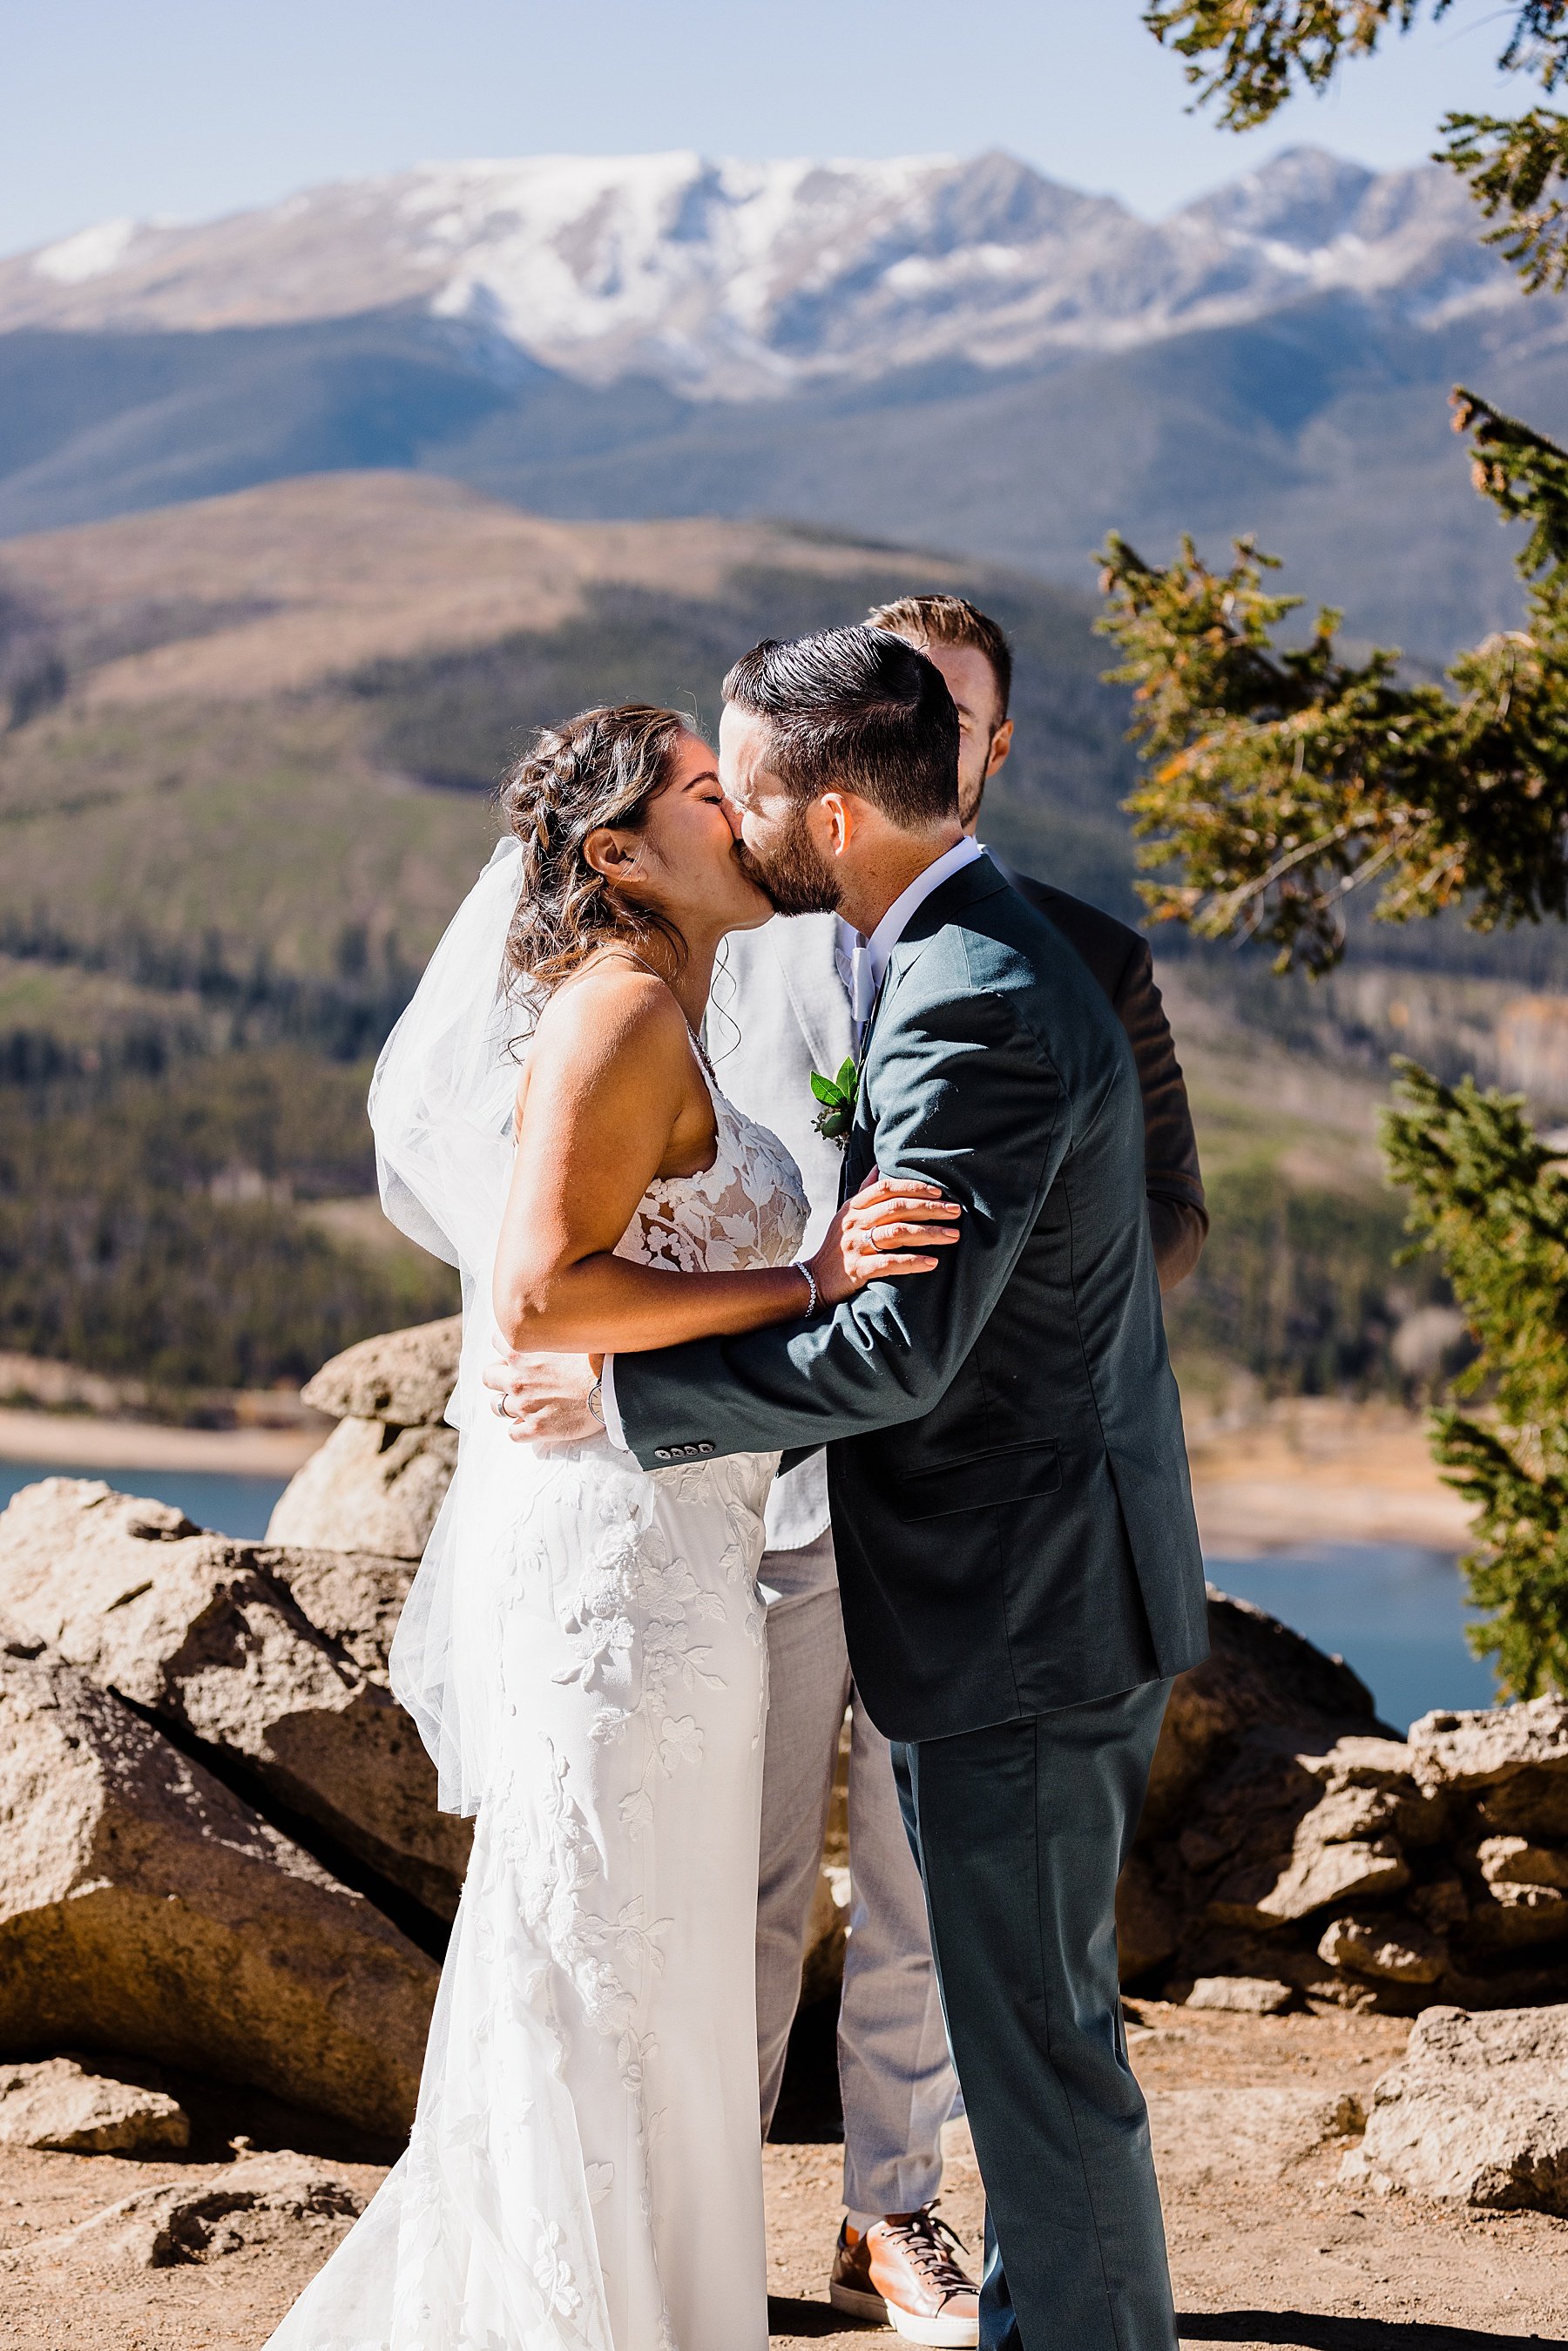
1, 0, 1522, 259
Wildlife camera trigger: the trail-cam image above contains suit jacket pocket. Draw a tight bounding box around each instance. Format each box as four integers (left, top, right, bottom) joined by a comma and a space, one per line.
890, 1438, 1062, 1522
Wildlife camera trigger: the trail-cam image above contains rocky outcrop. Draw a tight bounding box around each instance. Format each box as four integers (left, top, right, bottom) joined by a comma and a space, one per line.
268, 1316, 461, 1557
1119, 1586, 1389, 1992
1116, 1852, 1182, 1980
0, 1619, 436, 2134
1146, 1691, 1568, 2011
1347, 2003, 1568, 2212
0, 2058, 188, 2153
0, 1479, 471, 1920
301, 1315, 463, 1427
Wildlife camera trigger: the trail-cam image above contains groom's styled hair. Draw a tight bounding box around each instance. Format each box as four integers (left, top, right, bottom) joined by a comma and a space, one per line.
722, 625, 960, 829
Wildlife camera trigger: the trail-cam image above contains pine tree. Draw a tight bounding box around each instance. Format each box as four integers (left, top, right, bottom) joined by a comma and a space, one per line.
1098, 394, 1568, 975
1112, 3, 1568, 1692
1382, 1063, 1568, 1695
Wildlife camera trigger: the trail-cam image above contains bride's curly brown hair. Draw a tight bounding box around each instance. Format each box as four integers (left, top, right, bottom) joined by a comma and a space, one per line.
499, 703, 693, 1007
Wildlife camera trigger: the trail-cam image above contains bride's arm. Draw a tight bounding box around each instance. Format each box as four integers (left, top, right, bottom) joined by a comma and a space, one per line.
492, 968, 956, 1355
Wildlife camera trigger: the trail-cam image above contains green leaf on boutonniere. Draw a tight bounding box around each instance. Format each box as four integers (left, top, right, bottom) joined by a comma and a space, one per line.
810, 1056, 859, 1146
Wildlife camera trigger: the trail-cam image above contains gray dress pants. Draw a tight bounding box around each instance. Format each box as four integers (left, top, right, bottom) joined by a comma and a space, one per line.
757, 1532, 958, 2218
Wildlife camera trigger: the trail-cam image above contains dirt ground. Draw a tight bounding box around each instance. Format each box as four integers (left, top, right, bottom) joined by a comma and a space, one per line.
0, 2004, 1561, 2351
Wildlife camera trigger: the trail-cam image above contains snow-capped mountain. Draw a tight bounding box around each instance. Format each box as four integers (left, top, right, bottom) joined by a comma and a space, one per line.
0, 146, 1523, 400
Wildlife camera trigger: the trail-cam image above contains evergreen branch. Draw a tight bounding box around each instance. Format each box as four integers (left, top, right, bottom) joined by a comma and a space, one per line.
1443, 108, 1568, 291
1429, 1409, 1568, 1695
1143, 3, 1432, 130
1146, 6, 1568, 292
1452, 387, 1568, 587
1098, 394, 1568, 972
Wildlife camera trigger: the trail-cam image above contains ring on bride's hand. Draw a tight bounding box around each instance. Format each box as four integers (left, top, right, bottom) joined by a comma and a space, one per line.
497, 1392, 514, 1420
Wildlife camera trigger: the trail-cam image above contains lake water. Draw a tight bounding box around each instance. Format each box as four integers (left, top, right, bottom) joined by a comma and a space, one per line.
0, 1463, 1499, 1732
1206, 1540, 1497, 1730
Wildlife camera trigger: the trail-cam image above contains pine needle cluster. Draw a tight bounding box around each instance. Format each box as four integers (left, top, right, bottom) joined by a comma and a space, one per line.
1146, 3, 1568, 290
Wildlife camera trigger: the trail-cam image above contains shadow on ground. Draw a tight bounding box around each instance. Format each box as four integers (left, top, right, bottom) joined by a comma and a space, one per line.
1179, 2313, 1562, 2351
768, 2297, 855, 2340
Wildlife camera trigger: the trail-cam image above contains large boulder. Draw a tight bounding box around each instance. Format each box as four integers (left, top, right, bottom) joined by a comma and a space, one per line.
0, 1479, 470, 1918
301, 1314, 462, 1426
0, 1619, 436, 2134
256, 1541, 416, 1678
271, 1316, 463, 1557
266, 1417, 457, 1558
1142, 1588, 1383, 1834
1348, 2003, 1568, 2212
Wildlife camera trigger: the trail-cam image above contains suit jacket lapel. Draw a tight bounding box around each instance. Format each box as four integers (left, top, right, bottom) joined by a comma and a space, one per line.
843, 858, 1010, 1197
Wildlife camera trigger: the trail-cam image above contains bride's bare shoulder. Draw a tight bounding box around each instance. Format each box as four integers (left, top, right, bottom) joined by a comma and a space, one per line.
528, 955, 691, 1077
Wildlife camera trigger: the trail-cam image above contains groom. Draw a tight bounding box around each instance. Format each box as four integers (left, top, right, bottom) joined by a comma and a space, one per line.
513, 625, 1207, 2351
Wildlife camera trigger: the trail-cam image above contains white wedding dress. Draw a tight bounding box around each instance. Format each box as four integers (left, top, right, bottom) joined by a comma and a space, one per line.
266, 1064, 808, 2351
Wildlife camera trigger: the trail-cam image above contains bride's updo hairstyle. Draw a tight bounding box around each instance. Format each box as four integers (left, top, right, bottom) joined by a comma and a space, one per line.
499, 702, 691, 1005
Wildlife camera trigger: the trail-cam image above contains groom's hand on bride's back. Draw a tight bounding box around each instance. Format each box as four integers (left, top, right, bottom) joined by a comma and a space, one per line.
483, 1349, 601, 1445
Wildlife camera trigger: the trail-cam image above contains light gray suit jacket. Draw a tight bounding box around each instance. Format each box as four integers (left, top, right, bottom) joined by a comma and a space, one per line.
707, 915, 848, 1549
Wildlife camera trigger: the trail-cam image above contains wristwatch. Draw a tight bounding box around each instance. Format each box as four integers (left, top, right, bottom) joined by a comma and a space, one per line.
588, 1374, 605, 1427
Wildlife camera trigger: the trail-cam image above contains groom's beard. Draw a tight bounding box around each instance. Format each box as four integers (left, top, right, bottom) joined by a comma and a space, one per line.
733, 808, 841, 917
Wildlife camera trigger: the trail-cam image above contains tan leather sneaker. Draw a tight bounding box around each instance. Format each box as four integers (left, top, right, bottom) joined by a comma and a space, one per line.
828, 2206, 980, 2347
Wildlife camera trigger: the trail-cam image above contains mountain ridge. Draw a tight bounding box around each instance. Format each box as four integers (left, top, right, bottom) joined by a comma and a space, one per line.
3, 146, 1567, 660
0, 145, 1544, 402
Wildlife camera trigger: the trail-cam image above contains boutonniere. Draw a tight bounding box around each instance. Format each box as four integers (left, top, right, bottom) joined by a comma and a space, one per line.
810, 1057, 859, 1147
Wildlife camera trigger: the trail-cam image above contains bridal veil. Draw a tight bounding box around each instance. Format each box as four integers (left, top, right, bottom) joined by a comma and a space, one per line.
368, 836, 528, 1817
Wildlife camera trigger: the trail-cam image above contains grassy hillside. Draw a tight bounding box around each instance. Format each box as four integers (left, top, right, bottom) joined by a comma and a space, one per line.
0, 475, 1144, 970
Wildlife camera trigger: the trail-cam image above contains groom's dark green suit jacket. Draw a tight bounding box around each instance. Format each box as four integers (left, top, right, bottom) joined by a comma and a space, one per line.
612, 855, 1209, 1743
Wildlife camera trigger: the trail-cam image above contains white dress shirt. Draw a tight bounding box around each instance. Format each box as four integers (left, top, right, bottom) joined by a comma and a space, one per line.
602, 833, 983, 1449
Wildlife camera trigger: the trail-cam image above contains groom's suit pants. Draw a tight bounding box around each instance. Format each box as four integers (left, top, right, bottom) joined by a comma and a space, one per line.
892, 1682, 1177, 2351
756, 1533, 957, 2219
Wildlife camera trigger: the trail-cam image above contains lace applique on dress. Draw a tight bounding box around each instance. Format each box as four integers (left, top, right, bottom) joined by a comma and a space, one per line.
615, 1076, 808, 1279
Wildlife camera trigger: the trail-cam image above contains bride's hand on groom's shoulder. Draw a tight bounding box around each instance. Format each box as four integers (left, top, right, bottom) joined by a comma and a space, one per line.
808, 1172, 961, 1308
484, 1349, 601, 1445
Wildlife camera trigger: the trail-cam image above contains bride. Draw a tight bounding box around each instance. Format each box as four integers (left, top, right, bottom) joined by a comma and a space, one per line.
266, 703, 958, 2351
